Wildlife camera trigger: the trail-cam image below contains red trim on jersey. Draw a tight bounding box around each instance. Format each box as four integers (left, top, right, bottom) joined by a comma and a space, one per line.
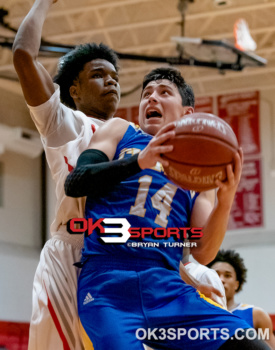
44, 282, 71, 350
91, 124, 96, 133
183, 262, 191, 266
64, 156, 74, 172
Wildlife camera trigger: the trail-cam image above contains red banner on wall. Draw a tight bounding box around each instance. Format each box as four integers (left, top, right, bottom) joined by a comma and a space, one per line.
195, 96, 214, 114
218, 91, 260, 156
218, 91, 263, 229
228, 158, 263, 229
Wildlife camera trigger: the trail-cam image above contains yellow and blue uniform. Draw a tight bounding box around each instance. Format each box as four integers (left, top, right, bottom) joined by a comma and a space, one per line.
231, 304, 254, 328
78, 124, 251, 350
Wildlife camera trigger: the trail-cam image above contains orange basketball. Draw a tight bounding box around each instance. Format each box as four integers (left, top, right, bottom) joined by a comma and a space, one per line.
162, 112, 239, 192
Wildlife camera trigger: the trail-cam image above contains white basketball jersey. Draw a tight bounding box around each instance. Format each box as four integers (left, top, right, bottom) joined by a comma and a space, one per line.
28, 85, 104, 247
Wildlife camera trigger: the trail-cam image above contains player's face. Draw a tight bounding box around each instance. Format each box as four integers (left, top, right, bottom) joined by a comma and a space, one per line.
70, 59, 120, 120
211, 262, 239, 300
139, 79, 193, 135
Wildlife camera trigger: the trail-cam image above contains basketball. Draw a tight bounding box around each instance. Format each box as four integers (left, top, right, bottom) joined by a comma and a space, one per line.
162, 112, 239, 192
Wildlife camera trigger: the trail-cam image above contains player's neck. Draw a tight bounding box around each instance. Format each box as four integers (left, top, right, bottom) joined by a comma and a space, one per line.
227, 298, 238, 311
77, 106, 114, 121
86, 115, 109, 122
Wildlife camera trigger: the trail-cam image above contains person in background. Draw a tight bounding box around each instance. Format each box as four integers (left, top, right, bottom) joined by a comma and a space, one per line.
208, 249, 275, 349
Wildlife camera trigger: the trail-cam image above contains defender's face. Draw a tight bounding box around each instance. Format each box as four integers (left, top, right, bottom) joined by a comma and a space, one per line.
138, 79, 191, 135
71, 58, 120, 119
211, 262, 240, 300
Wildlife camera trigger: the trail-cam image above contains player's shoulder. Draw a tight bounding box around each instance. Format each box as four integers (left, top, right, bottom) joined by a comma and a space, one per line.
92, 117, 130, 142
232, 303, 253, 313
253, 306, 270, 318
237, 303, 254, 309
100, 117, 129, 130
253, 306, 274, 329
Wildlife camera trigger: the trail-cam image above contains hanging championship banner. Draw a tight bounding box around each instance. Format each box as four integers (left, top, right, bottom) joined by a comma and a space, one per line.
218, 91, 263, 229
218, 91, 260, 155
228, 158, 263, 229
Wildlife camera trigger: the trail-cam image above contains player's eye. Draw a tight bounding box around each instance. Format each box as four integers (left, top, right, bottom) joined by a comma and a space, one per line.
91, 73, 102, 78
113, 75, 119, 82
142, 91, 151, 98
161, 90, 169, 95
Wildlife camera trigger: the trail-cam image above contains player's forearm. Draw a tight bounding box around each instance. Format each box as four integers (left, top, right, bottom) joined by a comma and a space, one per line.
65, 150, 141, 198
191, 202, 231, 265
13, 0, 52, 57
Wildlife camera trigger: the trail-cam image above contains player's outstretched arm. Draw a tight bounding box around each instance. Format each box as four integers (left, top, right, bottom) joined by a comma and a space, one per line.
13, 0, 57, 106
65, 121, 176, 198
65, 118, 129, 197
190, 149, 243, 265
253, 308, 275, 349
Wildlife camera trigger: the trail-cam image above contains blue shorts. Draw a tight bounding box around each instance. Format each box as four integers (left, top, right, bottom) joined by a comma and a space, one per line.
78, 257, 250, 350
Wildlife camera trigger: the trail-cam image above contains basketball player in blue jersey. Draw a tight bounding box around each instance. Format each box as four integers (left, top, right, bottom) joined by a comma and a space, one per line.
65, 67, 269, 349
208, 249, 275, 349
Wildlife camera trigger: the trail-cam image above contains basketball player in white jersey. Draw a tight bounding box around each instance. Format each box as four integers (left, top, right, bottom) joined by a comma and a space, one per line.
13, 0, 120, 349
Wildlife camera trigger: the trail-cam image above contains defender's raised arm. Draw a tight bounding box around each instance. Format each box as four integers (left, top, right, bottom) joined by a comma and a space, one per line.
12, 0, 57, 106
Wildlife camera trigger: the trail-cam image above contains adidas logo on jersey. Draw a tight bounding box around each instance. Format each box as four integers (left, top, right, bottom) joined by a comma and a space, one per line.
83, 292, 94, 305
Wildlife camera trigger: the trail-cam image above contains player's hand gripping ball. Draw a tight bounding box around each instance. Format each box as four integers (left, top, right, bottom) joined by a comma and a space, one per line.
162, 112, 239, 192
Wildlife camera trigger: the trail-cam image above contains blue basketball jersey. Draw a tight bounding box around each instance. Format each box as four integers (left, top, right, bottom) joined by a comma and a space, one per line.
231, 303, 254, 328
84, 124, 198, 271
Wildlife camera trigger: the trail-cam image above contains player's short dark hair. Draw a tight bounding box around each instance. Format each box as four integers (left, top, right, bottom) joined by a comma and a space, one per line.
207, 249, 247, 292
54, 43, 119, 109
142, 67, 195, 108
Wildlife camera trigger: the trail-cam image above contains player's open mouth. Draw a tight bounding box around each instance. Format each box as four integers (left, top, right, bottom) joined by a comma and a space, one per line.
146, 111, 162, 119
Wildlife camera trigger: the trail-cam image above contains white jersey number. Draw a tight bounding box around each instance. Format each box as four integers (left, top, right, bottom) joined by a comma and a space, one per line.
129, 175, 178, 228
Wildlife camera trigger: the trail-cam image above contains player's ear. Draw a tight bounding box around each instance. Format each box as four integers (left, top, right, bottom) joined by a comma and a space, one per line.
182, 106, 194, 115
235, 280, 240, 291
69, 80, 80, 101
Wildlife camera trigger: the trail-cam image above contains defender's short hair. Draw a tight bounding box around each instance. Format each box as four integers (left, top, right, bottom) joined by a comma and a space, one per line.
54, 43, 119, 109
